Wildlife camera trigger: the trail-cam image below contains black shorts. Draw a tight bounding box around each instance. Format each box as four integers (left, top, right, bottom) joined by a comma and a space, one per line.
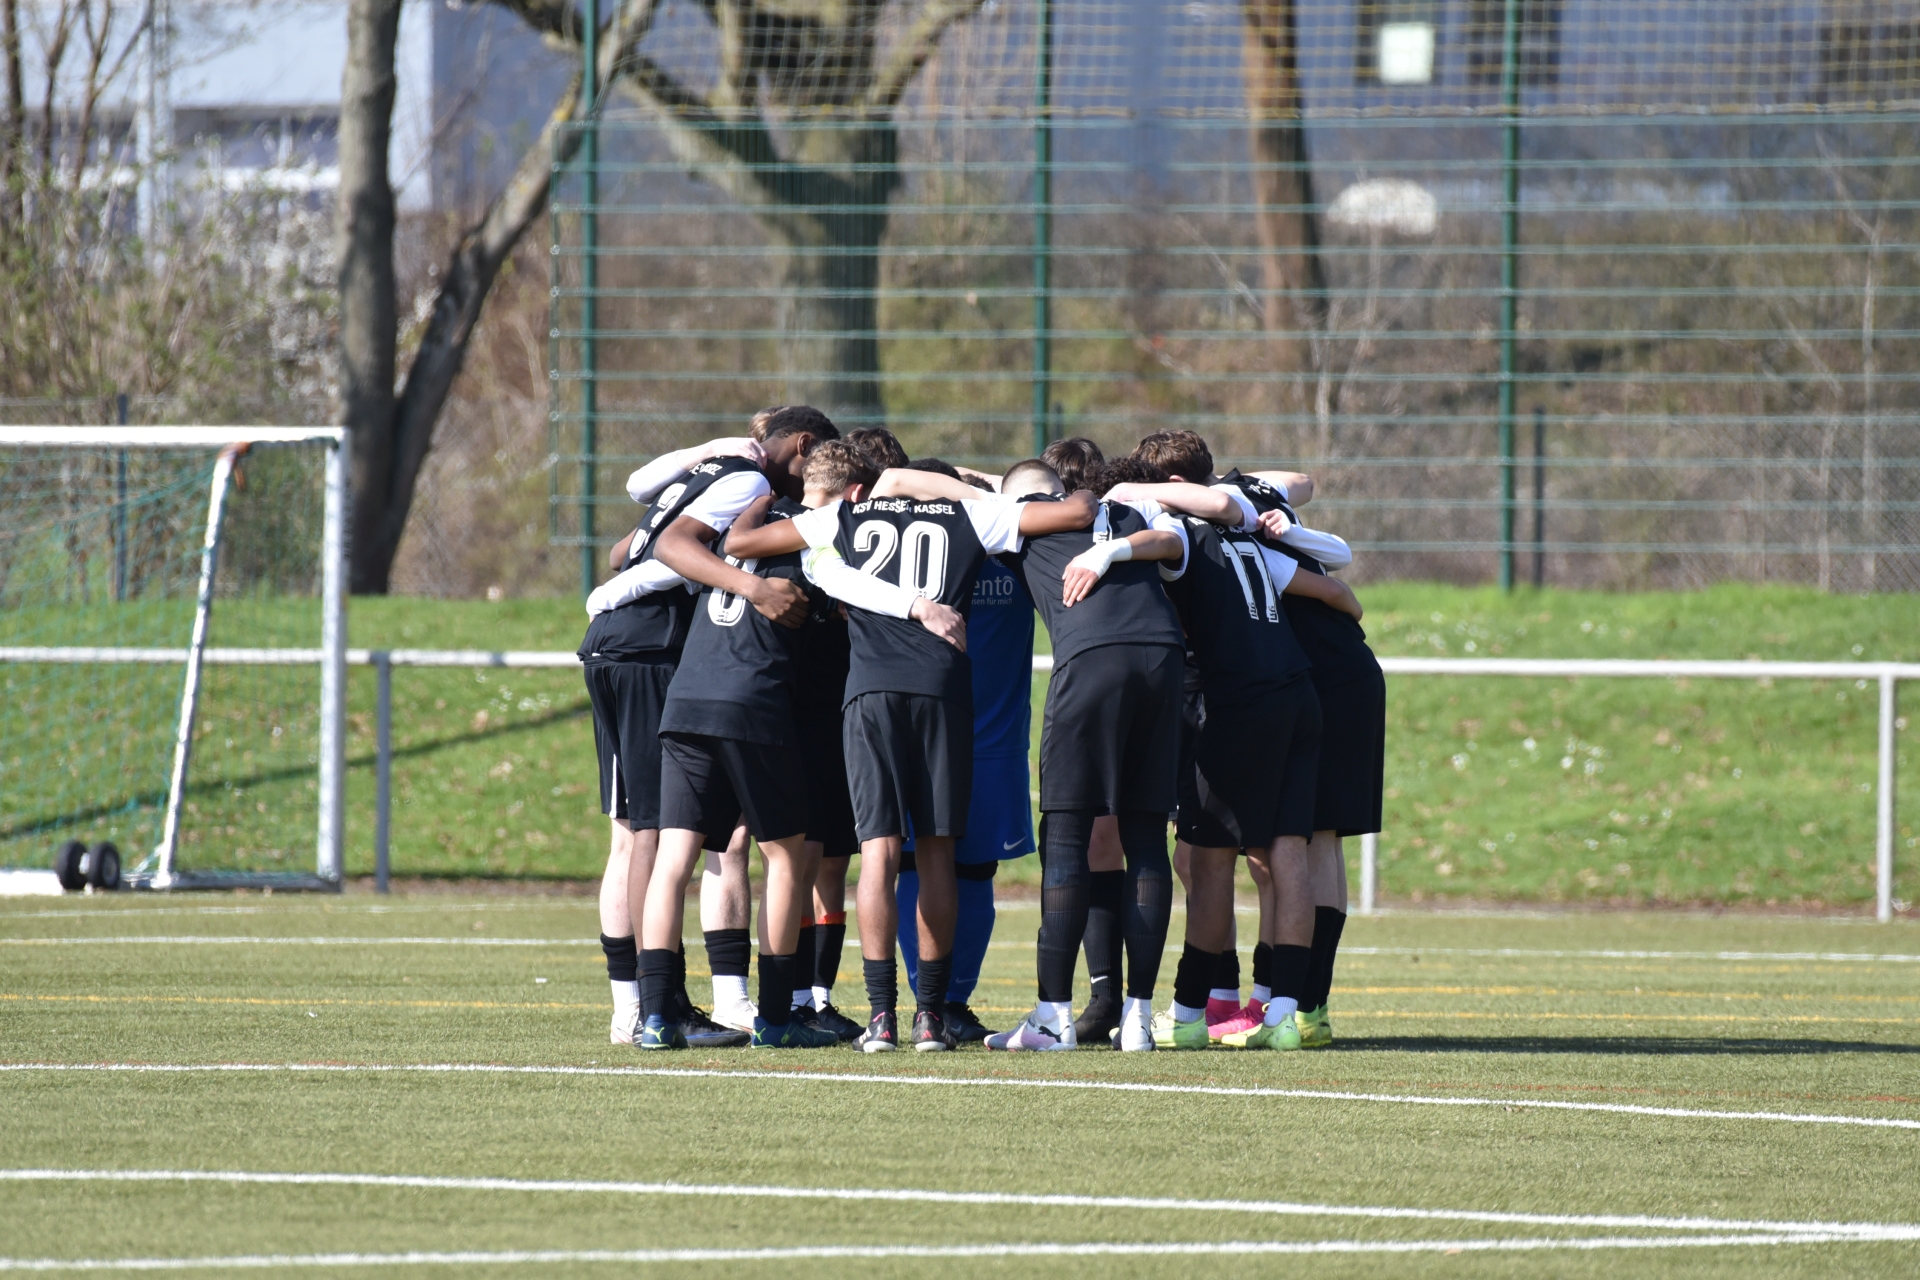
659, 732, 809, 845
1174, 664, 1204, 822
1310, 667, 1386, 838
585, 658, 677, 828
798, 702, 859, 858
1178, 676, 1322, 851
843, 691, 972, 843
1039, 643, 1183, 815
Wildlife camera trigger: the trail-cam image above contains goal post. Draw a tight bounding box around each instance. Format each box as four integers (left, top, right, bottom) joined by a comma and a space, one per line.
0, 426, 349, 892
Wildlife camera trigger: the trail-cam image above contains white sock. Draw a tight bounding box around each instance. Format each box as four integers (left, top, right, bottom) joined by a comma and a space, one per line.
1036, 1000, 1073, 1032
712, 974, 749, 1008
791, 988, 816, 1011
1208, 987, 1239, 1003
1171, 1000, 1206, 1024
1251, 984, 1272, 1005
812, 985, 833, 1009
611, 979, 639, 1016
1264, 995, 1299, 1027
1121, 996, 1151, 1023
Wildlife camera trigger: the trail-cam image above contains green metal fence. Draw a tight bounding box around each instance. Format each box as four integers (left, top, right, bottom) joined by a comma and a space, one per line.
550, 0, 1920, 593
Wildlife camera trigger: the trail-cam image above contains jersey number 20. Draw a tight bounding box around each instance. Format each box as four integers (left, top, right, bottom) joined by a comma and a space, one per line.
852, 519, 948, 600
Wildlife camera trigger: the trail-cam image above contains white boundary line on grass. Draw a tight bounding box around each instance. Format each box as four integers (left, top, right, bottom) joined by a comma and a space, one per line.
0, 1233, 1916, 1271
1, 1169, 1912, 1239
1341, 946, 1920, 964
5, 1062, 1917, 1132
0, 937, 596, 947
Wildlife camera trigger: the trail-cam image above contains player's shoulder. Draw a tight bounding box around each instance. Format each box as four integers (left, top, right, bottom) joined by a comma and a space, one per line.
849, 495, 964, 519
1216, 468, 1285, 510
691, 455, 762, 479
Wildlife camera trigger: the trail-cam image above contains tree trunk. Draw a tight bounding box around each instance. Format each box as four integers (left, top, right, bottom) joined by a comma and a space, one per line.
335, 0, 402, 593
1, 0, 23, 216
1239, 0, 1324, 404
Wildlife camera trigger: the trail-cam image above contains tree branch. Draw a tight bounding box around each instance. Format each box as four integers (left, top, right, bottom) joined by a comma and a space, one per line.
867, 0, 985, 110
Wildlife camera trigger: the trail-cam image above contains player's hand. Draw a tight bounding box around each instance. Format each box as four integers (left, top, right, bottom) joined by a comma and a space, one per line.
1256, 508, 1292, 540
1329, 578, 1364, 621
910, 598, 967, 652
1062, 564, 1099, 606
750, 577, 810, 628
703, 436, 767, 467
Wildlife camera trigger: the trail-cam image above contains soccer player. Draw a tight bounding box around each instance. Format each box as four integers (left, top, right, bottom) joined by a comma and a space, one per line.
975, 454, 1189, 1051
1211, 467, 1380, 1049
581, 413, 824, 1048
891, 460, 1038, 1044
1114, 429, 1363, 1051
726, 468, 1096, 1051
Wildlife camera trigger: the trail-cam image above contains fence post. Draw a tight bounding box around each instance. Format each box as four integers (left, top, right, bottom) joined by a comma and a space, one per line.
375, 650, 393, 895
1031, 0, 1053, 458
1496, 0, 1521, 592
1359, 832, 1378, 915
578, 0, 600, 598
1878, 671, 1898, 923
1532, 404, 1546, 588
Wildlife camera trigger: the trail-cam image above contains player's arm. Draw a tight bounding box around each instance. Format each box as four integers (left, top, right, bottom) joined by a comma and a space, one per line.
655, 516, 808, 628
1061, 528, 1184, 607
1247, 470, 1314, 504
624, 437, 765, 502
584, 557, 682, 617
1280, 564, 1363, 620
1102, 481, 1244, 527
608, 527, 639, 572
1016, 489, 1097, 536
871, 467, 983, 504
1255, 513, 1353, 571
716, 494, 809, 559
803, 546, 967, 651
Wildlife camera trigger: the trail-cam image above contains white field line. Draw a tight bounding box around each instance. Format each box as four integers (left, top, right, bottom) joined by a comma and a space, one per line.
0, 937, 595, 947
4, 1062, 1916, 1132
0, 1170, 1911, 1239
1, 1233, 1917, 1271
1341, 946, 1920, 965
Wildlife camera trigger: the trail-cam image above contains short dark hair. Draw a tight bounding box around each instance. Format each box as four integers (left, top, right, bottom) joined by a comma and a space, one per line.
761, 405, 839, 444
1088, 455, 1168, 496
802, 439, 878, 496
1041, 437, 1104, 493
1002, 458, 1060, 493
905, 457, 961, 480
1133, 430, 1212, 484
845, 427, 909, 472
963, 473, 994, 491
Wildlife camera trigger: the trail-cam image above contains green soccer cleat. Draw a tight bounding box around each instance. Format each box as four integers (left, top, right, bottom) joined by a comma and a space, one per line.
1296, 1005, 1333, 1049
1150, 1009, 1210, 1050
1237, 1012, 1302, 1051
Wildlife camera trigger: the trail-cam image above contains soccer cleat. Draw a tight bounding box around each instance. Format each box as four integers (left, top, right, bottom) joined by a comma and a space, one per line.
1296, 1004, 1333, 1049
943, 1001, 994, 1044
856, 1010, 898, 1053
1233, 1012, 1303, 1052
910, 1008, 958, 1052
681, 1005, 751, 1049
610, 1009, 638, 1046
751, 1016, 841, 1049
1204, 997, 1243, 1026
811, 1002, 864, 1043
1071, 993, 1120, 1047
636, 1015, 687, 1051
1207, 1001, 1264, 1042
1118, 999, 1155, 1052
984, 1012, 1075, 1052
710, 995, 759, 1034
1150, 1010, 1210, 1051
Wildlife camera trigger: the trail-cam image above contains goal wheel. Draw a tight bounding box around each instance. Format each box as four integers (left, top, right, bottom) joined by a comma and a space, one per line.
88, 842, 121, 890
54, 840, 89, 891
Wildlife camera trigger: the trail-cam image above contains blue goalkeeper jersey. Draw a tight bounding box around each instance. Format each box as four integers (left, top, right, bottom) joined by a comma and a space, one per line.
969, 558, 1034, 758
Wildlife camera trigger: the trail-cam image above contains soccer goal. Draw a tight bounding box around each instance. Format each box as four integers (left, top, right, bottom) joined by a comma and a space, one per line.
0, 427, 348, 893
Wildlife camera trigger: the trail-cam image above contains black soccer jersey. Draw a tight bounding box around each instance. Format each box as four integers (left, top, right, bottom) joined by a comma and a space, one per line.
778, 497, 852, 718
1216, 469, 1378, 687
793, 495, 1024, 704
1003, 496, 1184, 666
578, 456, 765, 663
1164, 515, 1312, 696
656, 501, 814, 746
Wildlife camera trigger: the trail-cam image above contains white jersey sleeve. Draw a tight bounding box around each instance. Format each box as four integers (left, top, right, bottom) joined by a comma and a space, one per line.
963, 496, 1025, 554
1280, 522, 1353, 571
584, 558, 686, 617
1210, 483, 1257, 530
1123, 498, 1190, 580
677, 471, 770, 535
787, 500, 844, 550
803, 545, 917, 619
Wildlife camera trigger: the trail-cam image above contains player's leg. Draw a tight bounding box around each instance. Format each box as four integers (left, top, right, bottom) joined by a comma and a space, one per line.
945, 861, 999, 1041
854, 834, 905, 1050
599, 818, 639, 1044
1114, 810, 1173, 1051
1075, 816, 1125, 1045
810, 855, 860, 1039
1234, 681, 1322, 1051
1158, 842, 1237, 1049
894, 847, 920, 994
701, 822, 756, 1031
752, 835, 835, 1047
637, 827, 705, 1049
1299, 829, 1348, 1048
1209, 853, 1271, 1042
899, 692, 972, 1052
842, 691, 914, 1051
943, 749, 1029, 1043
987, 809, 1089, 1050
909, 833, 960, 1051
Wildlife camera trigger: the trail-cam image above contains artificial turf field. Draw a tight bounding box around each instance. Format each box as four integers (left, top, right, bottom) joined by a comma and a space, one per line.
2, 894, 1917, 1276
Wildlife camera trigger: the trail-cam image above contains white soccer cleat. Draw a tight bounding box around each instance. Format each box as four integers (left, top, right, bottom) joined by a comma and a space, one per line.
984, 1011, 1077, 1051
710, 996, 759, 1033
610, 1007, 639, 1046
1118, 997, 1155, 1052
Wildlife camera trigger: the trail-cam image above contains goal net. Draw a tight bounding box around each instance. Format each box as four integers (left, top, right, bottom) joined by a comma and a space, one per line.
0, 428, 347, 892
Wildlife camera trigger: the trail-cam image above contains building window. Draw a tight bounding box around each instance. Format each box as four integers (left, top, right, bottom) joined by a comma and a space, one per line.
1465, 0, 1563, 89
1356, 1, 1438, 86
1819, 16, 1920, 104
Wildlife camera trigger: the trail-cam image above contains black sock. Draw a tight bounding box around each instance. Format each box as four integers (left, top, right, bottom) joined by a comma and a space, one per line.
600, 933, 637, 983
1253, 940, 1273, 993
673, 942, 691, 1017
916, 954, 952, 1015
1307, 907, 1347, 1010
1215, 947, 1241, 996
816, 921, 846, 995
793, 924, 818, 1003
704, 927, 750, 981
1083, 869, 1125, 995
863, 955, 898, 1018
1117, 811, 1172, 1000
757, 952, 795, 1024
1037, 809, 1094, 1004
1270, 943, 1312, 1008
639, 948, 677, 1021
1172, 943, 1216, 1012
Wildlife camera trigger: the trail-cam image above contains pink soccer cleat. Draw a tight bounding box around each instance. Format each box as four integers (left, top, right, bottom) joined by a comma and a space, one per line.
1207, 999, 1266, 1041
1204, 997, 1243, 1026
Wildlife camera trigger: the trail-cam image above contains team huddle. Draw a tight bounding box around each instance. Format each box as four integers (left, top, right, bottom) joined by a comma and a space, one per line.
580, 407, 1384, 1053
